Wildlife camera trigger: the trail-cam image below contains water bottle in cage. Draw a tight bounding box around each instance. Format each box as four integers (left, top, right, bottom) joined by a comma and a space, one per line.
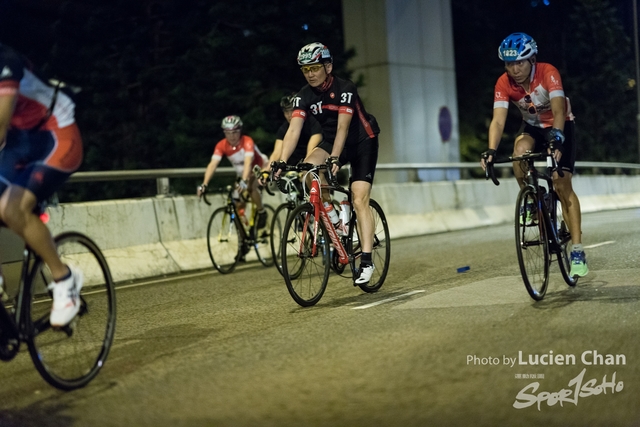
324, 201, 340, 227
339, 198, 351, 234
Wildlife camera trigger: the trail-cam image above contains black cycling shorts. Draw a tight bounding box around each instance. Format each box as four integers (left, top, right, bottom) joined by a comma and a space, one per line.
517, 120, 576, 174
317, 137, 379, 184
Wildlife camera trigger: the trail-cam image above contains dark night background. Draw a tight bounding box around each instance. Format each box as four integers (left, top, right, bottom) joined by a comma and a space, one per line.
0, 0, 637, 200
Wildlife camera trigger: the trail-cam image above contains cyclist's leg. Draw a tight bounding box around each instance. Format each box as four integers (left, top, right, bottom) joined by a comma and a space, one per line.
551, 121, 587, 276
304, 143, 331, 202
0, 127, 81, 280
0, 126, 83, 325
349, 139, 378, 254
247, 173, 264, 211
552, 121, 581, 244
511, 124, 536, 188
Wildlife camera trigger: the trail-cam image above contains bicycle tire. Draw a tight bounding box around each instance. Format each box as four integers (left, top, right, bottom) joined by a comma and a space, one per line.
207, 207, 240, 274
557, 219, 578, 287
252, 204, 276, 267
26, 232, 116, 390
282, 203, 330, 307
271, 203, 291, 276
515, 187, 550, 300
349, 199, 391, 293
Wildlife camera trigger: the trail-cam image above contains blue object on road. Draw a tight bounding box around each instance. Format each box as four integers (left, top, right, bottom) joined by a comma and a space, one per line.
457, 266, 470, 273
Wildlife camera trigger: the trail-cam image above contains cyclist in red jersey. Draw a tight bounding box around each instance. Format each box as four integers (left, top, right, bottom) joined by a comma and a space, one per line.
480, 33, 588, 277
197, 115, 268, 229
0, 43, 85, 326
274, 42, 380, 285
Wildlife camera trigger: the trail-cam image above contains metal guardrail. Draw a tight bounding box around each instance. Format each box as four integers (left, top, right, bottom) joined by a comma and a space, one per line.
67, 162, 640, 196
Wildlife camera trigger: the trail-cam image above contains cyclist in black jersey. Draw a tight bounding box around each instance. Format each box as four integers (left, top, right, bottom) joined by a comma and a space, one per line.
276, 42, 380, 285
267, 94, 323, 167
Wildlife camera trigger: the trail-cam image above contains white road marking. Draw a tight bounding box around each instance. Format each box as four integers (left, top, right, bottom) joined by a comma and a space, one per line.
352, 290, 426, 310
584, 241, 615, 249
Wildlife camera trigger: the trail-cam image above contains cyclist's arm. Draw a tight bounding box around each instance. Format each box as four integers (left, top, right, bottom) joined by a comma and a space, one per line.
330, 113, 351, 159
482, 107, 508, 169
0, 92, 17, 144
241, 152, 253, 182
202, 157, 221, 187
281, 116, 304, 163
306, 133, 322, 157
268, 139, 284, 168
550, 96, 566, 132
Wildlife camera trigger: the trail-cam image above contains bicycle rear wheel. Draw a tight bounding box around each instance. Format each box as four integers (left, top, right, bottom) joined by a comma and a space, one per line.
349, 199, 391, 293
557, 218, 578, 287
271, 203, 290, 276
515, 187, 550, 300
207, 207, 240, 274
26, 232, 116, 390
282, 203, 330, 307
252, 204, 276, 267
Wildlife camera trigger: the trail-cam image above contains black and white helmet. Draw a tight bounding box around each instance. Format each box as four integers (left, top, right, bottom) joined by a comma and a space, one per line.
221, 115, 243, 131
297, 42, 332, 65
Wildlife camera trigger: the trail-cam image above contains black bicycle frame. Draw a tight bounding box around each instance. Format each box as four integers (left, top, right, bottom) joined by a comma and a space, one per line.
0, 247, 36, 343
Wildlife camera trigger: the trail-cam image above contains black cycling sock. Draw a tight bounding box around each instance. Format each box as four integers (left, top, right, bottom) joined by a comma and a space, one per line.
361, 252, 372, 266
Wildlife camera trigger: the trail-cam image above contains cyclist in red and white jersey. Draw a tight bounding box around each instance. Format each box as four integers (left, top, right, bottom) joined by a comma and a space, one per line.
0, 43, 84, 326
274, 42, 380, 286
480, 33, 588, 277
197, 115, 268, 228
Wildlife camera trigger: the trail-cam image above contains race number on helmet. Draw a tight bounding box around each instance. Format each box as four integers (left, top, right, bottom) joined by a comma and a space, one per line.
498, 33, 538, 62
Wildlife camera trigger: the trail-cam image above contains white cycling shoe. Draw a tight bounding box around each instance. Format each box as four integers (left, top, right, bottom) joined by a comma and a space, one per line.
355, 264, 375, 285
49, 267, 84, 327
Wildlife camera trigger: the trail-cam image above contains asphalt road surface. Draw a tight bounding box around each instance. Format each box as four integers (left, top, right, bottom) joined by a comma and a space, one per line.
1, 208, 639, 426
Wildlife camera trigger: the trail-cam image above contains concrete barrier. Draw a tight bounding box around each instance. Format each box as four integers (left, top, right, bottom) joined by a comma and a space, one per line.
2, 176, 639, 283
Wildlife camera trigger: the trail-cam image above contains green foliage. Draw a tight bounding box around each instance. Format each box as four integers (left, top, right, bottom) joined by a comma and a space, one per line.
452, 0, 637, 165
564, 0, 637, 163
1, 0, 349, 200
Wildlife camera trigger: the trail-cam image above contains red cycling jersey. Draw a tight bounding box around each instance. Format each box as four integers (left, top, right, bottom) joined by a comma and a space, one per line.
493, 62, 574, 128
212, 135, 267, 176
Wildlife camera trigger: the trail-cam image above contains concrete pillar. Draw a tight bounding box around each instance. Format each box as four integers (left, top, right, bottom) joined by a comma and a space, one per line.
342, 0, 460, 182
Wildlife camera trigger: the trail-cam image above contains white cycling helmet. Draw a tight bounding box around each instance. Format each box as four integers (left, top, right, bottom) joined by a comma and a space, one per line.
297, 42, 332, 65
221, 115, 243, 131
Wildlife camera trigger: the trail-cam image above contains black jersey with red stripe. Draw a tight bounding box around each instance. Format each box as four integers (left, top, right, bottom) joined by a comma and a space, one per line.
292, 75, 379, 145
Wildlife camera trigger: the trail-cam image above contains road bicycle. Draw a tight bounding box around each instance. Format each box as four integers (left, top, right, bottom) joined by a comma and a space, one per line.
203, 183, 276, 274
277, 162, 391, 307
485, 148, 577, 301
0, 203, 116, 390
268, 171, 342, 277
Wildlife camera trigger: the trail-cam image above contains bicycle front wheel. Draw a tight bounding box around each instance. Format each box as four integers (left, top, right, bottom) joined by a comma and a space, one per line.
557, 218, 578, 287
207, 207, 240, 274
515, 187, 550, 300
349, 199, 391, 293
26, 232, 116, 390
271, 203, 291, 276
252, 204, 276, 267
282, 203, 330, 307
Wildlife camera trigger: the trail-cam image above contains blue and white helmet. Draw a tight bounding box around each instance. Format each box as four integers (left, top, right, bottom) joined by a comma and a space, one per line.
498, 33, 538, 62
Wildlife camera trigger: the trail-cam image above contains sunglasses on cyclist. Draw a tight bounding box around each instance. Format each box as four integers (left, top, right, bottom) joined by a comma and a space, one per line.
524, 94, 537, 114
300, 64, 324, 74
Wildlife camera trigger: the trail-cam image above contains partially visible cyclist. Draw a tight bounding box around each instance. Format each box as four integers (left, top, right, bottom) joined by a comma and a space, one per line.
273, 42, 381, 285
0, 43, 84, 326
267, 94, 323, 168
197, 115, 269, 229
480, 32, 588, 277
